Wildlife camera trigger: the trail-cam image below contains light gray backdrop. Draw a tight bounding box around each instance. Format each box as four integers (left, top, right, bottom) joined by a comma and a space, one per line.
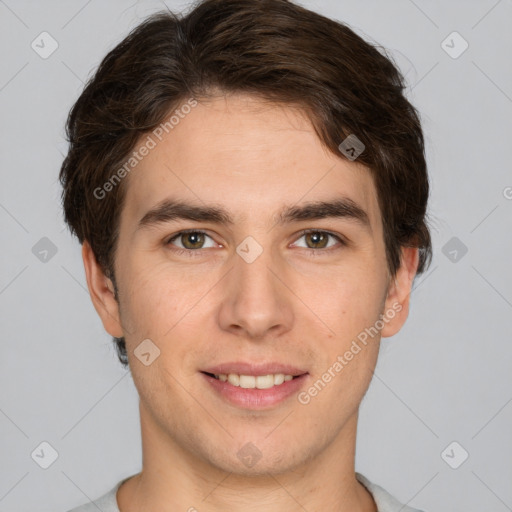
1, 1, 511, 511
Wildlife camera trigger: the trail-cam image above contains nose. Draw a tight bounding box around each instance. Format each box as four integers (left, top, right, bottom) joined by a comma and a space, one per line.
217, 246, 294, 340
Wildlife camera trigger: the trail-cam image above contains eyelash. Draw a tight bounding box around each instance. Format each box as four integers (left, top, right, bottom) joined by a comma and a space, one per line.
165, 228, 346, 258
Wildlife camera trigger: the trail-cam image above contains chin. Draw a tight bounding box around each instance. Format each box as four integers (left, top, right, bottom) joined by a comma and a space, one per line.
201, 438, 313, 478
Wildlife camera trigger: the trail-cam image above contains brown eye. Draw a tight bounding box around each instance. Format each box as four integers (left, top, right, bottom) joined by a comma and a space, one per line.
304, 231, 329, 249
293, 230, 345, 252
167, 230, 216, 251
180, 232, 205, 249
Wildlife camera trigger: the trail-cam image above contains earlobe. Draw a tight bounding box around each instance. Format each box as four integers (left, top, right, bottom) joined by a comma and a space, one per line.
82, 241, 124, 338
380, 246, 420, 338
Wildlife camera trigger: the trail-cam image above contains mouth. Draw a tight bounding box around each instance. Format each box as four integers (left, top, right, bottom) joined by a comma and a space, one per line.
200, 363, 309, 409
201, 371, 302, 389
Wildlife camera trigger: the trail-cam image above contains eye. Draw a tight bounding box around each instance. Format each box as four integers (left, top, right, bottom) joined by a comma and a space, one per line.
164, 228, 346, 257
292, 230, 346, 251
166, 230, 217, 252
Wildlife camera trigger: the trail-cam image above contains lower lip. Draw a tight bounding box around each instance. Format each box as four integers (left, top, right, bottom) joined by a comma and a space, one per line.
202, 373, 309, 409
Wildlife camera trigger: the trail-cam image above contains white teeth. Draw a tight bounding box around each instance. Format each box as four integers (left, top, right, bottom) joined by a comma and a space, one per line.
273, 373, 285, 386
256, 375, 274, 389
215, 373, 296, 389
227, 374, 240, 386
239, 375, 256, 388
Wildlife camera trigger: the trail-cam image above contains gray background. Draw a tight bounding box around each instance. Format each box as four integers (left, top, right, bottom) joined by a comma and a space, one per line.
1, 1, 511, 511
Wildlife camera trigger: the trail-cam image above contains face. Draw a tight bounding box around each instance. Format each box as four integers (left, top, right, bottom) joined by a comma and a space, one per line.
84, 93, 418, 476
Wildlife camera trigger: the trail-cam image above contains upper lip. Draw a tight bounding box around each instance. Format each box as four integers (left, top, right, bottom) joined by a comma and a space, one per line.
201, 362, 308, 377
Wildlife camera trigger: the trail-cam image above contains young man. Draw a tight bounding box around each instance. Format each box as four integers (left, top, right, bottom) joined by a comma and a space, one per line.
61, 0, 431, 510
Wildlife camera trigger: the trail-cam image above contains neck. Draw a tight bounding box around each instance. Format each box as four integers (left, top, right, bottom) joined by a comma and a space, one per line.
117, 404, 376, 512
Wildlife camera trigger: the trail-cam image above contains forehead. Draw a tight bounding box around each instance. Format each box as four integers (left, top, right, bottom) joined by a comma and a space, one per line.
121, 93, 381, 231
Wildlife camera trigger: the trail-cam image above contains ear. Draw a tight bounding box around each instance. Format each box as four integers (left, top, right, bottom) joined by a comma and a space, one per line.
380, 246, 420, 338
82, 241, 124, 338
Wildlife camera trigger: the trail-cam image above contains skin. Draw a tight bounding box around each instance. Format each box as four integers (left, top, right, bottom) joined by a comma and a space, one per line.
82, 92, 419, 512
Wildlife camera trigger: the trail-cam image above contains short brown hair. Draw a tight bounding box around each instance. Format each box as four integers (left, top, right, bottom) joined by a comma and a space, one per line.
59, 0, 432, 366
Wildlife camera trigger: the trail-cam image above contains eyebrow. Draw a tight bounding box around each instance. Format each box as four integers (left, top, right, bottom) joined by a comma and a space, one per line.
137, 197, 371, 231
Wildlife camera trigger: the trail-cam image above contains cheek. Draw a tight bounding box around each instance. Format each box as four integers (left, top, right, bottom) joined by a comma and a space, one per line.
118, 258, 218, 354
306, 275, 385, 399
306, 262, 386, 339
116, 259, 181, 338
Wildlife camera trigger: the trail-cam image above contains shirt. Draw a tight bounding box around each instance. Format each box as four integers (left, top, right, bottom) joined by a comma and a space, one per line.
66, 472, 425, 512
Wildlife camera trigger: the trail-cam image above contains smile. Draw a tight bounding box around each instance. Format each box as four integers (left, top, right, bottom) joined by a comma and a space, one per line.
201, 371, 309, 409
209, 373, 295, 389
